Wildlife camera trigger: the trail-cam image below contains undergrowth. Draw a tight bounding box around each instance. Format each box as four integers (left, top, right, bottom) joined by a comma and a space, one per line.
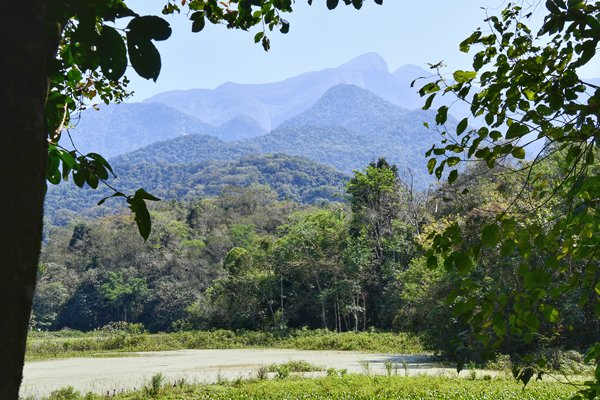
37, 374, 578, 400
26, 329, 425, 361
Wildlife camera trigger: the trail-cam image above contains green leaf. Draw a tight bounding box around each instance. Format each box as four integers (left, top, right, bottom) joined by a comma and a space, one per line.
448, 169, 458, 184
87, 153, 115, 177
427, 255, 438, 269
97, 192, 126, 206
352, 0, 363, 9
73, 169, 86, 188
134, 188, 161, 202
540, 304, 559, 322
127, 197, 152, 241
327, 0, 339, 9
427, 158, 437, 174
191, 12, 206, 33
127, 16, 172, 41
125, 189, 160, 240
506, 122, 529, 139
98, 26, 127, 81
456, 118, 468, 135
422, 93, 436, 110
261, 36, 270, 51
453, 70, 477, 83
86, 173, 99, 189
523, 89, 536, 101
511, 146, 526, 159
517, 367, 535, 388
447, 156, 460, 166
453, 252, 473, 273
59, 151, 77, 169
127, 35, 162, 82
280, 19, 290, 34
482, 224, 500, 246
435, 106, 448, 125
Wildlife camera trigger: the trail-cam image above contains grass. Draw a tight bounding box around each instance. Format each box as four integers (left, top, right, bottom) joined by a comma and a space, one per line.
26, 329, 426, 361
37, 374, 578, 400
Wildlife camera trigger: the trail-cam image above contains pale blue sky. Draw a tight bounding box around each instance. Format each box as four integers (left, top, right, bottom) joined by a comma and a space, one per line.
125, 1, 597, 101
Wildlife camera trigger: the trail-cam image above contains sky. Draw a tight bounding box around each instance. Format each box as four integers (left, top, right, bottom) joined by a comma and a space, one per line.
124, 0, 598, 101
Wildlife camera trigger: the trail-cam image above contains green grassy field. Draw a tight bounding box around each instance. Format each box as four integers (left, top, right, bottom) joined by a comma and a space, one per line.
39, 375, 578, 400
26, 329, 426, 361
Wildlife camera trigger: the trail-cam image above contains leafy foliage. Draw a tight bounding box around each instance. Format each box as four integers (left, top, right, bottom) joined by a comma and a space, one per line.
27, 329, 423, 361
39, 375, 576, 400
417, 1, 600, 396
44, 153, 347, 225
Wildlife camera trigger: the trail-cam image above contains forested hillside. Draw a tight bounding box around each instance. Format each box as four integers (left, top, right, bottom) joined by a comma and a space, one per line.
246, 85, 447, 183
44, 154, 348, 226
110, 134, 250, 166
45, 83, 446, 225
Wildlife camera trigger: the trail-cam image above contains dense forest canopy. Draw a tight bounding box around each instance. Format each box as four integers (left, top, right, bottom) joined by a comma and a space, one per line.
37, 156, 599, 371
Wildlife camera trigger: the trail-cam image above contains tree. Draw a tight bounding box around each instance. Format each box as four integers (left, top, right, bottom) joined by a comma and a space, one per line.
419, 0, 600, 395
1, 1, 382, 398
347, 158, 410, 325
100, 271, 148, 322
275, 208, 350, 329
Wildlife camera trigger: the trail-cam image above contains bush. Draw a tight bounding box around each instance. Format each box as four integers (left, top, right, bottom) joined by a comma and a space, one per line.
47, 386, 80, 400
144, 373, 164, 397
101, 321, 146, 335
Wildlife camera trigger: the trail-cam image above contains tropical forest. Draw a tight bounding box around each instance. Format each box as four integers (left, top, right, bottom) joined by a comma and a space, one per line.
5, 0, 600, 400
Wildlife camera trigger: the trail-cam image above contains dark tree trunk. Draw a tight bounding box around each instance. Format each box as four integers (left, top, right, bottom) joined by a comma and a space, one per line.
0, 1, 48, 398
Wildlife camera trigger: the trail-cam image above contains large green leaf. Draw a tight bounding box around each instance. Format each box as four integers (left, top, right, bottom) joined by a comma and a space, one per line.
126, 35, 161, 82
99, 26, 127, 81
127, 16, 172, 41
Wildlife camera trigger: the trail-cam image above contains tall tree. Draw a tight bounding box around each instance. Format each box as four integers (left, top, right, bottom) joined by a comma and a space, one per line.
346, 158, 403, 324
1, 4, 48, 398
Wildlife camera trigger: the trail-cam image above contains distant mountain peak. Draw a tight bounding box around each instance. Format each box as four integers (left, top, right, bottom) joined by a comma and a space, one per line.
393, 64, 432, 85
318, 83, 389, 101
279, 84, 408, 133
303, 83, 403, 117
339, 52, 389, 73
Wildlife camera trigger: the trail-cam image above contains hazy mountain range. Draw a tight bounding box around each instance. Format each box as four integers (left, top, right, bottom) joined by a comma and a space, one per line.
48, 53, 460, 224
66, 53, 439, 158
143, 52, 433, 131
110, 84, 445, 176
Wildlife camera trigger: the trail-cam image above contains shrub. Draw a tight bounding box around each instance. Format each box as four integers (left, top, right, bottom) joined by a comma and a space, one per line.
47, 386, 80, 400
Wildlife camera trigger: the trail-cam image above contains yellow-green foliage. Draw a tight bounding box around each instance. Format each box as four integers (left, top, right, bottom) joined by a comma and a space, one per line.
42, 375, 576, 400
26, 329, 425, 361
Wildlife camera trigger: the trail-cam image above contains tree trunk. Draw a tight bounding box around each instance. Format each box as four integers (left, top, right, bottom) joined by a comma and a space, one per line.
0, 1, 48, 398
314, 274, 327, 329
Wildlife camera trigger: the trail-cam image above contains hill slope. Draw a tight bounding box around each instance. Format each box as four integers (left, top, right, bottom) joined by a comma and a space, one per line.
244, 84, 448, 184
110, 134, 252, 166
64, 104, 266, 159
44, 154, 348, 225
64, 103, 217, 158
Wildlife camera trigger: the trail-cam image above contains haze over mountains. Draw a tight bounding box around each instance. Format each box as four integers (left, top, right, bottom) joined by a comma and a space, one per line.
67, 53, 438, 158
143, 52, 431, 131
49, 53, 458, 223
